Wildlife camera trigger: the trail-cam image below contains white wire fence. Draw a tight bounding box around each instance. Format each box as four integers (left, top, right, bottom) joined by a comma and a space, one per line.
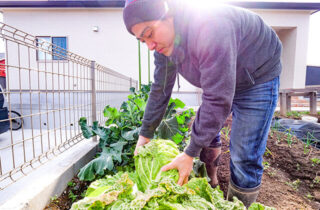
0, 22, 138, 190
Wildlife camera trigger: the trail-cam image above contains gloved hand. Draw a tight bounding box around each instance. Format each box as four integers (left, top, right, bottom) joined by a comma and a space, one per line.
134, 135, 150, 155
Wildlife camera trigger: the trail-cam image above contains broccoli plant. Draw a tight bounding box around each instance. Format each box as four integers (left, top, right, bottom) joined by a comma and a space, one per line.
78, 84, 195, 181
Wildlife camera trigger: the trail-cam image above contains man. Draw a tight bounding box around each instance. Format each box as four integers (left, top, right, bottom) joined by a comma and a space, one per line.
123, 0, 282, 207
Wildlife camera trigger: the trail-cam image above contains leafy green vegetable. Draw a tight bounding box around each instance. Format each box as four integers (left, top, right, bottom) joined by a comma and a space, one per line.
171, 132, 185, 144
72, 140, 274, 210
103, 106, 120, 125
155, 99, 195, 147
78, 141, 127, 181
185, 178, 246, 210
169, 98, 185, 109
72, 140, 215, 210
134, 140, 180, 192
190, 159, 209, 180
248, 203, 276, 210
71, 172, 134, 210
77, 85, 151, 181
156, 116, 180, 140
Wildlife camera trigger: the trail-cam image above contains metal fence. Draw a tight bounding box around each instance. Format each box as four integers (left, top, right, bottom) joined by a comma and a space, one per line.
0, 23, 138, 190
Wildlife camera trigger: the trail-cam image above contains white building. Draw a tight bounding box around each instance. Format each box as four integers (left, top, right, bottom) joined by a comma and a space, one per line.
0, 0, 319, 91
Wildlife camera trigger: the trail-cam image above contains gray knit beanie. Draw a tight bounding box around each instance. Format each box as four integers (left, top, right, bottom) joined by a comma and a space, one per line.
123, 0, 169, 35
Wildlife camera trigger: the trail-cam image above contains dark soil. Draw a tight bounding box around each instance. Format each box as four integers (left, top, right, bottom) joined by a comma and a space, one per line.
45, 177, 90, 210
46, 114, 320, 210
219, 114, 320, 210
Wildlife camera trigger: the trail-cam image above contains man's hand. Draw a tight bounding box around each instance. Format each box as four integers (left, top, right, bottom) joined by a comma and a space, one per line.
161, 152, 194, 186
134, 135, 150, 156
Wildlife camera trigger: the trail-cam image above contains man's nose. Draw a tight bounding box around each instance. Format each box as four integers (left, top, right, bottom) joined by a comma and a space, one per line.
146, 40, 156, 51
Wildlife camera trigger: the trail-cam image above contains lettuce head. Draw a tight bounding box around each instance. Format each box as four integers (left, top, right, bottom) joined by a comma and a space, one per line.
134, 139, 180, 192
71, 139, 274, 210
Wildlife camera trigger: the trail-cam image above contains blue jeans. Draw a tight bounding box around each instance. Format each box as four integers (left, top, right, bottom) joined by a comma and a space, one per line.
211, 76, 279, 189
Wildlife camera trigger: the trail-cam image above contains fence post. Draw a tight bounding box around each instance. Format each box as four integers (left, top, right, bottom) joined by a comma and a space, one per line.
130, 77, 132, 88
91, 61, 97, 142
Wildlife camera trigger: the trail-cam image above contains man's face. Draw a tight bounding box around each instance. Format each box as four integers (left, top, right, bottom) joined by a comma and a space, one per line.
131, 17, 175, 56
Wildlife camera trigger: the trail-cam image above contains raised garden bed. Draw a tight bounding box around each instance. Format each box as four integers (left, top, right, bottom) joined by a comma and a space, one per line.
45, 113, 320, 209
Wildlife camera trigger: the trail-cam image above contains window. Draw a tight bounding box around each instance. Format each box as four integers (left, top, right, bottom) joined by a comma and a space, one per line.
36, 36, 67, 61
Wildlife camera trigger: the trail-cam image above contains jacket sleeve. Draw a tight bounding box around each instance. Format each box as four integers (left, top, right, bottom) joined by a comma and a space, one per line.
184, 19, 238, 157
139, 52, 177, 138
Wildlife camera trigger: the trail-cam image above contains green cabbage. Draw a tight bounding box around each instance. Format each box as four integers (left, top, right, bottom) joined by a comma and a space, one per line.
185, 178, 246, 210
248, 203, 276, 210
134, 139, 180, 192
70, 172, 134, 209
71, 139, 274, 210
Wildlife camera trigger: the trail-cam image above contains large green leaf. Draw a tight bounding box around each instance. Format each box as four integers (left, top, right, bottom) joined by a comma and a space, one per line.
157, 116, 180, 139
171, 132, 184, 144
191, 159, 209, 180
185, 178, 216, 203
79, 117, 94, 139
134, 98, 146, 111
186, 178, 248, 209
164, 102, 176, 119
92, 121, 109, 141
176, 115, 186, 125
78, 147, 118, 181
103, 105, 120, 123
126, 101, 137, 123
121, 127, 140, 141
169, 98, 185, 109
120, 101, 137, 125
110, 141, 127, 152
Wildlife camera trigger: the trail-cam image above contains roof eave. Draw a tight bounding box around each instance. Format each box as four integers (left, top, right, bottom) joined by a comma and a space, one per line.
227, 1, 320, 10
0, 1, 320, 10
0, 1, 125, 8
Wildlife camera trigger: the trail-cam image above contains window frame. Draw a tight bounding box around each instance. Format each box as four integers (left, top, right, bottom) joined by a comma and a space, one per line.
36, 36, 68, 62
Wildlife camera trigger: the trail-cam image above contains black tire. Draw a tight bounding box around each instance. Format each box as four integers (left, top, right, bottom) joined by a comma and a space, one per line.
10, 110, 23, 130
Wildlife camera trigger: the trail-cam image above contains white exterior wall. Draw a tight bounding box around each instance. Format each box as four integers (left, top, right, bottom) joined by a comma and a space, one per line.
308, 11, 320, 66
276, 28, 297, 89
1, 7, 312, 91
253, 9, 311, 89
3, 8, 150, 87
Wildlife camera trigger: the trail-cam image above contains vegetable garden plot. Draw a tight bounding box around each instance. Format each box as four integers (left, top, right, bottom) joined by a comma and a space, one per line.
217, 115, 320, 209
71, 140, 272, 210
45, 85, 320, 209
271, 118, 320, 148
57, 84, 272, 210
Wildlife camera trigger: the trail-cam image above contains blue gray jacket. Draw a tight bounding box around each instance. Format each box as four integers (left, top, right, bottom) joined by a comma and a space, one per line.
139, 3, 282, 157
